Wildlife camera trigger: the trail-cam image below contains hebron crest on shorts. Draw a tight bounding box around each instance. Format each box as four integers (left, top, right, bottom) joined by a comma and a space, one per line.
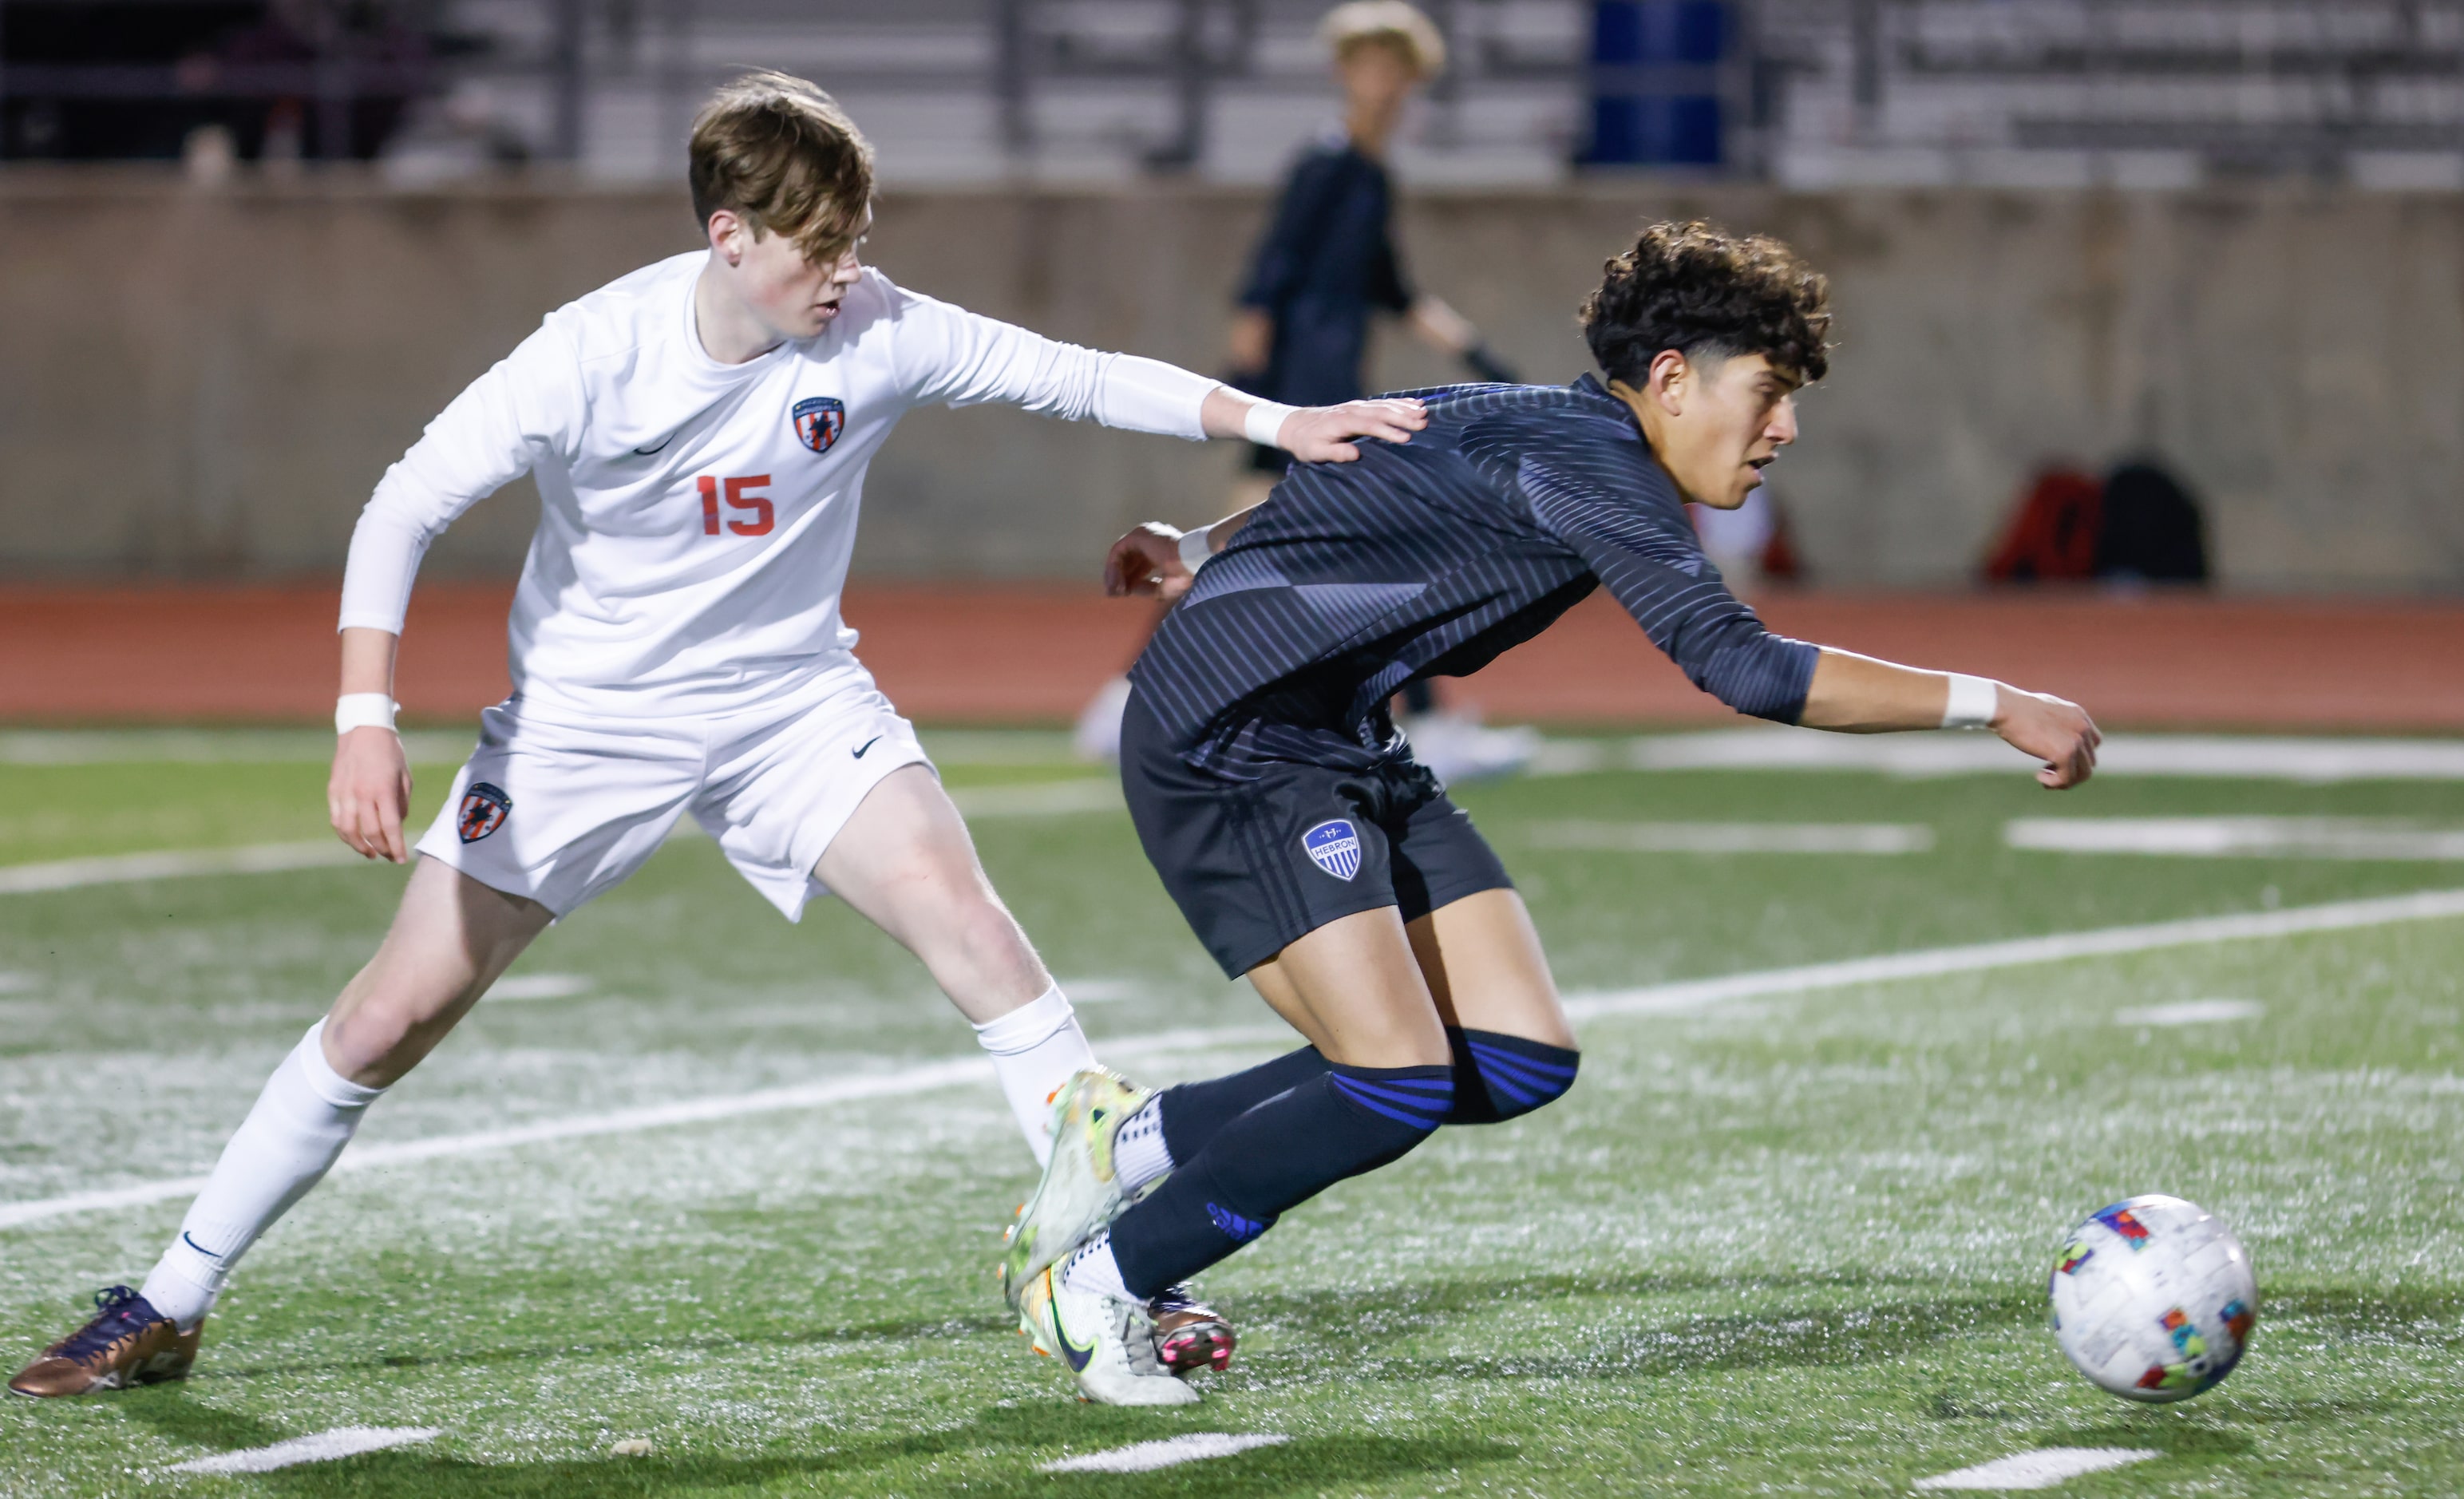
1302, 819, 1362, 880
793, 396, 845, 453
457, 782, 512, 843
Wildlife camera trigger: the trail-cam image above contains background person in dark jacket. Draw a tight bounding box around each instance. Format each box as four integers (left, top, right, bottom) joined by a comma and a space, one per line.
1223, 2, 1536, 779
1228, 1, 1514, 484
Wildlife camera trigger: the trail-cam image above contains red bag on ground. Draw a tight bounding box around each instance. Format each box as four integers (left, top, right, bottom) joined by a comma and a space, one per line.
1984, 469, 2102, 583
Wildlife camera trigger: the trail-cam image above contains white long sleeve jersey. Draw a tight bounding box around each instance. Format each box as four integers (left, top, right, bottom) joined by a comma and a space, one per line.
341, 253, 1219, 716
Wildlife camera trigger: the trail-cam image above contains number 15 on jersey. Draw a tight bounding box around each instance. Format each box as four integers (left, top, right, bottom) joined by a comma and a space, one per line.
696, 475, 773, 537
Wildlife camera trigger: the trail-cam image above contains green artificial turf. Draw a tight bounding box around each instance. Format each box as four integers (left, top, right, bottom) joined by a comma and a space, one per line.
1, 732, 2460, 1495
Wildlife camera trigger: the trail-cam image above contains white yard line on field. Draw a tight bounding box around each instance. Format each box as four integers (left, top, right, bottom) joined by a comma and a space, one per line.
1912, 1446, 2161, 1490
1042, 1434, 1291, 1473
0, 842, 362, 894
1561, 886, 2464, 1021
2114, 999, 2264, 1026
485, 972, 595, 1002
0, 781, 1122, 897
2007, 816, 2464, 860
167, 1426, 441, 1474
1524, 821, 1935, 855
4, 888, 2462, 1233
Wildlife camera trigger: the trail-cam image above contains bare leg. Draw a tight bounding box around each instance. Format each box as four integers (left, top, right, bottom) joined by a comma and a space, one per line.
1243, 905, 1453, 1067
813, 764, 1052, 1023
1405, 888, 1574, 1049
325, 856, 557, 1085
813, 764, 1089, 1157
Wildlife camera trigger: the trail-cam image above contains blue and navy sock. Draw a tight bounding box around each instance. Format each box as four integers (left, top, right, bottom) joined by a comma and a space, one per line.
1155, 1046, 1334, 1165
1109, 1061, 1453, 1299
1443, 1027, 1580, 1123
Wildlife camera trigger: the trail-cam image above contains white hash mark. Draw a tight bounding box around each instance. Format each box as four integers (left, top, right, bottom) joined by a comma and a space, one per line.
1914, 1447, 2162, 1490
168, 1426, 441, 1474
2114, 999, 2265, 1026
1042, 1434, 1291, 1473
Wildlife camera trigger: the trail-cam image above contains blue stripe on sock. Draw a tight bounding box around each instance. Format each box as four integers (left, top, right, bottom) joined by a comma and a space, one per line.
1472, 1055, 1563, 1098
1483, 1070, 1545, 1105
1331, 1074, 1450, 1129
1466, 1040, 1579, 1080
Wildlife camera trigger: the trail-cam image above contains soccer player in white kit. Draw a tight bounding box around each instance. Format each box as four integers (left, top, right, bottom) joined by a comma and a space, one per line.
8, 71, 1426, 1402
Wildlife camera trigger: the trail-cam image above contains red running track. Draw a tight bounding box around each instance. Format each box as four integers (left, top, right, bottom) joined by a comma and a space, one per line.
1, 582, 2458, 730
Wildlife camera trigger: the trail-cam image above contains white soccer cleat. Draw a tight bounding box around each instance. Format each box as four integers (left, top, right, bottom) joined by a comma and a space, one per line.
1001, 1067, 1153, 1310
1016, 1267, 1200, 1407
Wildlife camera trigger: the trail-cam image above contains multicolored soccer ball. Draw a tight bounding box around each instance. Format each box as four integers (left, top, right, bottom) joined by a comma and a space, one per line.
2047, 1193, 2257, 1402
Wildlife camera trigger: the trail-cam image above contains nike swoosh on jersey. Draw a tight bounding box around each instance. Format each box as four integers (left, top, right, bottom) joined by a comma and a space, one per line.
851, 735, 883, 758
631, 433, 676, 456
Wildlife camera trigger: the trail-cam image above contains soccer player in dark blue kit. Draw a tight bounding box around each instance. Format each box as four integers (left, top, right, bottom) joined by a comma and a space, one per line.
1001, 220, 2102, 1406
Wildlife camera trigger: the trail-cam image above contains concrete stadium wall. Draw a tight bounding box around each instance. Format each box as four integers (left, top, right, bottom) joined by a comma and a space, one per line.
2, 171, 2458, 591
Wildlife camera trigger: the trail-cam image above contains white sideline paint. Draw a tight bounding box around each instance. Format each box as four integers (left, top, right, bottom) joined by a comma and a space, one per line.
1562, 886, 2464, 1021
1525, 821, 1935, 855
1042, 1434, 1291, 1473
5, 889, 2462, 1233
2007, 817, 2464, 860
0, 782, 1124, 898
0, 971, 34, 994
486, 972, 595, 1002
0, 841, 362, 894
1913, 1447, 2161, 1490
1532, 730, 2464, 784
167, 1426, 441, 1474
2114, 999, 2264, 1026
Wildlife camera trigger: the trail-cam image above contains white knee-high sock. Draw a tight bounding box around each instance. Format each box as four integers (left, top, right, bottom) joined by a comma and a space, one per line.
139, 1021, 386, 1331
971, 984, 1095, 1166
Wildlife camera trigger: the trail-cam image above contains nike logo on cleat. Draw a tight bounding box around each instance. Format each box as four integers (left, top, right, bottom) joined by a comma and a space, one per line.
851, 736, 883, 758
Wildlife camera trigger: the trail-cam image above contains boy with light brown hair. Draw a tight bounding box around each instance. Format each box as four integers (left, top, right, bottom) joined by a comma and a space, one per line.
10, 70, 1422, 1405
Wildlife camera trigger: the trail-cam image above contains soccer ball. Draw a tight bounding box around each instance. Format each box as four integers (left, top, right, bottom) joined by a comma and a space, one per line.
2047, 1193, 2257, 1402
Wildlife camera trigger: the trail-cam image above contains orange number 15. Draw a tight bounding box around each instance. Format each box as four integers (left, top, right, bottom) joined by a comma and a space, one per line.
696, 474, 773, 537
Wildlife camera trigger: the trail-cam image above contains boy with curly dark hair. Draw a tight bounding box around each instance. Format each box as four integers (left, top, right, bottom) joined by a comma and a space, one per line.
995, 220, 2098, 1405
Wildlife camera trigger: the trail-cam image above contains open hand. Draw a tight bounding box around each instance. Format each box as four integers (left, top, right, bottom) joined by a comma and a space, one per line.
329, 726, 414, 862
1276, 397, 1427, 463
1995, 686, 2101, 789
1103, 523, 1194, 602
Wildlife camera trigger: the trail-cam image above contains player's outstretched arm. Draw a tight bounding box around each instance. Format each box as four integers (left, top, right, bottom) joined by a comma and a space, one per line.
1197, 386, 1426, 463
329, 627, 414, 863
1801, 647, 2100, 789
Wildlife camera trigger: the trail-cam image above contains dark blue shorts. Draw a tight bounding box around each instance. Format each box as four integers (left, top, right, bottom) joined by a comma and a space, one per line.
1120, 686, 1513, 978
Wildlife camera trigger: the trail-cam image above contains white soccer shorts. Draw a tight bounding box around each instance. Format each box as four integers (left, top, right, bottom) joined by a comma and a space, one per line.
413, 666, 933, 921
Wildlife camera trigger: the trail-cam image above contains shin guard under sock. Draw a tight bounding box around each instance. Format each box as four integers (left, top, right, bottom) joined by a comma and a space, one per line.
1109, 1061, 1452, 1299
1442, 1027, 1580, 1124
1153, 1045, 1334, 1165
140, 1022, 385, 1330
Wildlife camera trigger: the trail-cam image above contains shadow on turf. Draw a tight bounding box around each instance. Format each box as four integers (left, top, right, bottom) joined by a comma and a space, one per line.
112, 1390, 1513, 1497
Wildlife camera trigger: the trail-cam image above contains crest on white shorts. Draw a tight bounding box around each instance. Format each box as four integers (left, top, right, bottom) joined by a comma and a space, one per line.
1301, 819, 1362, 881
457, 781, 512, 844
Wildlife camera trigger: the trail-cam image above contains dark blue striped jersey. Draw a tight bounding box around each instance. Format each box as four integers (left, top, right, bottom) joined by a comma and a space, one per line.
1129, 374, 1821, 772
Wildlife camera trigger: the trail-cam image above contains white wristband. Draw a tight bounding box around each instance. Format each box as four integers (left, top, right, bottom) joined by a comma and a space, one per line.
1242, 399, 1299, 449
1177, 523, 1214, 575
336, 693, 399, 735
1940, 674, 1999, 730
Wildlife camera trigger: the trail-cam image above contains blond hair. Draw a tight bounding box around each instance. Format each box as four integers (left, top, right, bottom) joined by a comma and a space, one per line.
1319, 1, 1447, 78
687, 71, 875, 263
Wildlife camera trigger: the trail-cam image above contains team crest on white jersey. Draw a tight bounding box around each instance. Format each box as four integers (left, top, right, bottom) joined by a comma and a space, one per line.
457, 782, 512, 844
792, 396, 845, 454
1302, 819, 1362, 880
